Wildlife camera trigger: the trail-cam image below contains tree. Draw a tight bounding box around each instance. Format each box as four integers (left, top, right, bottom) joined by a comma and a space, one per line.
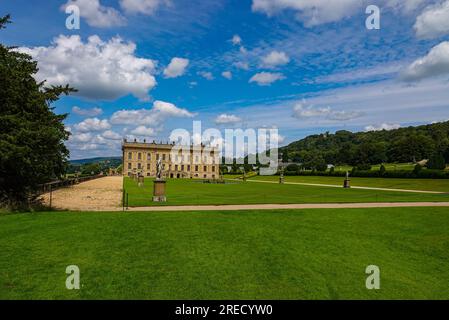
0, 15, 75, 207
427, 153, 446, 170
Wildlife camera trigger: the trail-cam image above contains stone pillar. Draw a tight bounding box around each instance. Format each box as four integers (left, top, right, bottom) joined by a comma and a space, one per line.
153, 180, 167, 202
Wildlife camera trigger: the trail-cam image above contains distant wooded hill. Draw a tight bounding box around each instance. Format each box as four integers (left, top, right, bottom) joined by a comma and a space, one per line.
281, 121, 449, 167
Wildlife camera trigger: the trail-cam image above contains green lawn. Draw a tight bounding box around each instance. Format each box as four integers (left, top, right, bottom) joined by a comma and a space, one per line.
249, 175, 449, 192
123, 177, 449, 207
1, 208, 449, 299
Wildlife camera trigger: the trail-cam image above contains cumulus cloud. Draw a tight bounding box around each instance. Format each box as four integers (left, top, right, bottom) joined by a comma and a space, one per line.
292, 103, 363, 121
72, 106, 103, 117
102, 130, 122, 140
365, 123, 401, 132
252, 0, 361, 27
401, 41, 449, 81
222, 71, 232, 80
261, 50, 290, 68
111, 100, 195, 127
131, 126, 157, 136
163, 57, 189, 78
249, 72, 285, 86
414, 1, 449, 39
120, 0, 169, 15
215, 114, 242, 124
19, 35, 157, 101
74, 118, 111, 132
62, 0, 126, 28
198, 71, 214, 80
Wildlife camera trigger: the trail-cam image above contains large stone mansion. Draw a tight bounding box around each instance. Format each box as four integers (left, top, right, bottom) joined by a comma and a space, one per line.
122, 139, 220, 179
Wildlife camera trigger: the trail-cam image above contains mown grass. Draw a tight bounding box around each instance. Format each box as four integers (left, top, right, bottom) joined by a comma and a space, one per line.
249, 175, 449, 192
123, 177, 449, 207
1, 207, 448, 299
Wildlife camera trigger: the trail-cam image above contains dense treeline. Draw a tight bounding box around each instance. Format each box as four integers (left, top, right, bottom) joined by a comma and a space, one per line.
281, 121, 449, 169
0, 15, 74, 207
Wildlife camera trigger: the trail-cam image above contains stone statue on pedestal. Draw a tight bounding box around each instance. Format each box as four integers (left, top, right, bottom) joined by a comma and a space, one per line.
153, 158, 167, 202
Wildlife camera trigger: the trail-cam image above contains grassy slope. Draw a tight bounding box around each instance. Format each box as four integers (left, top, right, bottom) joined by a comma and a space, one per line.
1, 208, 449, 299
123, 178, 449, 207
250, 175, 449, 192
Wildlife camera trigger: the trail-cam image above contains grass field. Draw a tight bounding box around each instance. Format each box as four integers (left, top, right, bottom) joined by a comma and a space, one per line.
123, 177, 449, 207
1, 207, 449, 299
249, 175, 449, 192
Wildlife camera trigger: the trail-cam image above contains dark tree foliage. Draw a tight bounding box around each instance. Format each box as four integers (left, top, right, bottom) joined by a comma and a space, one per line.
281, 123, 449, 167
0, 15, 76, 206
427, 153, 446, 170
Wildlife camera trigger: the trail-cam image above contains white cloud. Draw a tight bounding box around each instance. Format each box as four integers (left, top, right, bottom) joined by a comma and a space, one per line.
62, 0, 126, 28
74, 118, 111, 132
401, 41, 449, 81
102, 130, 122, 140
231, 35, 242, 46
19, 35, 157, 101
110, 100, 195, 126
252, 0, 361, 27
72, 106, 103, 117
131, 126, 157, 136
215, 114, 242, 124
365, 123, 401, 132
69, 132, 93, 143
249, 72, 285, 86
261, 50, 290, 68
163, 57, 189, 78
198, 71, 214, 80
222, 71, 232, 80
120, 0, 168, 15
292, 103, 363, 121
414, 1, 449, 39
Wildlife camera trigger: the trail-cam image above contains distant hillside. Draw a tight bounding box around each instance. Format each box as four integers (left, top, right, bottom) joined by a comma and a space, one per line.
70, 157, 122, 165
281, 121, 449, 166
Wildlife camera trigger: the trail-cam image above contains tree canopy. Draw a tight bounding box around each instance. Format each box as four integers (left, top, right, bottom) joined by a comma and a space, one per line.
281, 122, 449, 167
0, 15, 75, 207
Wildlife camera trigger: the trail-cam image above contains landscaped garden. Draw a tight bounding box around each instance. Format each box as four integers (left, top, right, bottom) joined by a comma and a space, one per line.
123, 177, 449, 207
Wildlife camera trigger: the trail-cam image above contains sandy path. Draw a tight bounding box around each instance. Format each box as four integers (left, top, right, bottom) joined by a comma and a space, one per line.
41, 176, 123, 211
126, 202, 449, 212
243, 179, 446, 194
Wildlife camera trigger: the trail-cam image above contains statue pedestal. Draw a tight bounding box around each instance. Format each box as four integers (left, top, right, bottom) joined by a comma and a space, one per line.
153, 179, 167, 202
344, 179, 351, 189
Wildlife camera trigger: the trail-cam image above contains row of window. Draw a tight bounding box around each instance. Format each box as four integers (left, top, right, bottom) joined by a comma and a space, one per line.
127, 163, 216, 172
127, 172, 216, 179
127, 152, 217, 163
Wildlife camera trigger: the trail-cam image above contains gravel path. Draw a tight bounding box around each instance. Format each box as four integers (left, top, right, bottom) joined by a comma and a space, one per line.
126, 202, 449, 212
41, 176, 123, 211
245, 179, 446, 194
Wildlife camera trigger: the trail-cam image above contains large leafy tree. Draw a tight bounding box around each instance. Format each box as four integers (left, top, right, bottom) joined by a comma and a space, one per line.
0, 15, 75, 207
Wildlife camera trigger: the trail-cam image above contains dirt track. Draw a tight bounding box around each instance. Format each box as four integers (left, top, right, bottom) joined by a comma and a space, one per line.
41, 176, 123, 211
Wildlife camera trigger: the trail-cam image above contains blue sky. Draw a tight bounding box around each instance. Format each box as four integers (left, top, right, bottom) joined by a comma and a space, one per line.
1, 0, 449, 159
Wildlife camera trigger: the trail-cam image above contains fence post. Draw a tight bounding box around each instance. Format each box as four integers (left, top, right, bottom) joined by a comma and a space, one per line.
49, 184, 52, 210
126, 193, 129, 210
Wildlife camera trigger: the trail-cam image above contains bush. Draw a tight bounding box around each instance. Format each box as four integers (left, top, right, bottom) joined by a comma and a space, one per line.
356, 163, 372, 171
413, 164, 423, 175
